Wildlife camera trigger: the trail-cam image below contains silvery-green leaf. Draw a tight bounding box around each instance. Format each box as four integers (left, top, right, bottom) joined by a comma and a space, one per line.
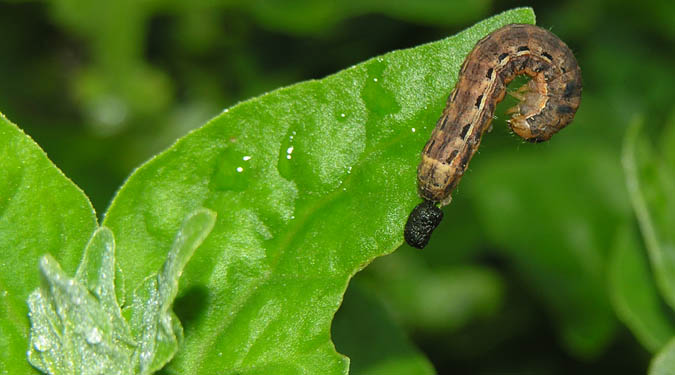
124, 208, 216, 374
27, 209, 215, 375
75, 227, 136, 347
27, 254, 133, 375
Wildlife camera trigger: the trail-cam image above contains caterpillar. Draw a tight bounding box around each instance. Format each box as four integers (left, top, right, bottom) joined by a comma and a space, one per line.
404, 24, 582, 249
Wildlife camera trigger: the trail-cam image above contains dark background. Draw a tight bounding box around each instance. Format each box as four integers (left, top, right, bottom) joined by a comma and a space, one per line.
1, 0, 673, 373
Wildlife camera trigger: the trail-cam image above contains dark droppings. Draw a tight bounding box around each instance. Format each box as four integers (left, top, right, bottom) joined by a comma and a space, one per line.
404, 200, 443, 249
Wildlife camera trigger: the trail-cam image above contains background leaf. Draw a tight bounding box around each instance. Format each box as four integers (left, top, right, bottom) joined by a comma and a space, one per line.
0, 113, 97, 374
609, 222, 675, 353
465, 138, 628, 358
622, 117, 675, 310
357, 251, 504, 334
650, 337, 675, 375
100, 8, 536, 374
332, 281, 436, 375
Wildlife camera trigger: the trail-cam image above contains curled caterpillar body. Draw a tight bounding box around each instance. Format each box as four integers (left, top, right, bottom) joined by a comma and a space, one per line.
404, 24, 582, 249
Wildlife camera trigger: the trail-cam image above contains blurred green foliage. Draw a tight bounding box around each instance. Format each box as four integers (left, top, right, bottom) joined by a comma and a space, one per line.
0, 0, 674, 374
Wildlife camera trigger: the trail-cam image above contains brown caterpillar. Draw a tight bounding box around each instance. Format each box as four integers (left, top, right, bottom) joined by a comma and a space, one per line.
404, 24, 582, 249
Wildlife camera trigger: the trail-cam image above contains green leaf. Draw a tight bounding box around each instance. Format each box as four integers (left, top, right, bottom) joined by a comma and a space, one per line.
100, 8, 536, 374
27, 240, 134, 375
27, 209, 215, 375
650, 337, 675, 375
622, 118, 675, 310
332, 281, 435, 375
0, 112, 97, 374
609, 223, 675, 353
75, 227, 132, 343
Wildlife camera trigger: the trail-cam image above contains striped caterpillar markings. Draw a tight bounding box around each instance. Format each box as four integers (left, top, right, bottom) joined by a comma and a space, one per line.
404, 24, 582, 249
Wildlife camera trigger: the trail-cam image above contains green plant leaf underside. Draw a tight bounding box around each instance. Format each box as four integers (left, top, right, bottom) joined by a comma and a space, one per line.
99, 8, 536, 374
27, 230, 134, 375
26, 209, 216, 375
124, 208, 216, 374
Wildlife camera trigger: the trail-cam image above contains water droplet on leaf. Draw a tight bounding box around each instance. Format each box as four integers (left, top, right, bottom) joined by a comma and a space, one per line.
33, 335, 51, 352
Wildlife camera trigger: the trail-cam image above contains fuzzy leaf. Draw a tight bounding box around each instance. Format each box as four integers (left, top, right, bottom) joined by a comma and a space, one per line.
27, 249, 133, 375
27, 209, 215, 375
124, 208, 216, 374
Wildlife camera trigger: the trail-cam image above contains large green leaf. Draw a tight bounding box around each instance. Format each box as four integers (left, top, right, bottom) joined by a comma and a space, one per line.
101, 8, 536, 374
0, 113, 97, 374
622, 119, 675, 310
